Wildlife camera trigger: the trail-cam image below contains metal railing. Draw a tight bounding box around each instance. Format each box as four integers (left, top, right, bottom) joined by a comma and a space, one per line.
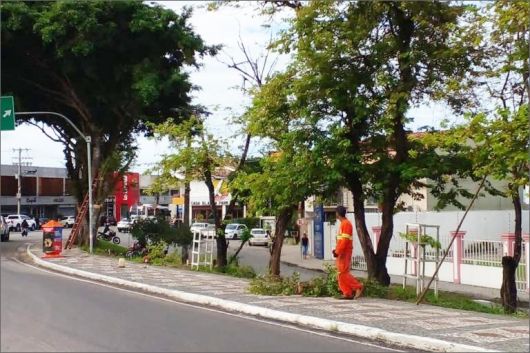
347, 233, 528, 292
462, 239, 503, 267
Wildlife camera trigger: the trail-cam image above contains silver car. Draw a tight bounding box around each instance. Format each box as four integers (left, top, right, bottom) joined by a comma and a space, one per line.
225, 223, 248, 240
249, 228, 269, 246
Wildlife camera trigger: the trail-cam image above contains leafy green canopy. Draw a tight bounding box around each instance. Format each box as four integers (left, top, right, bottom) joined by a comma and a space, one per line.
1, 1, 216, 186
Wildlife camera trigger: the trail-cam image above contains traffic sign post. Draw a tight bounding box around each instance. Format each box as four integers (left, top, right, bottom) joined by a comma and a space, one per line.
1, 96, 15, 131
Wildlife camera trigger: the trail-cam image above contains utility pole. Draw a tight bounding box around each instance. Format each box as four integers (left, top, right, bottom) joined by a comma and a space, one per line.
13, 148, 32, 215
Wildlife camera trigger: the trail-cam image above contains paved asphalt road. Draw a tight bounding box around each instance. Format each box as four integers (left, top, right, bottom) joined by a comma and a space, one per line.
1, 232, 398, 352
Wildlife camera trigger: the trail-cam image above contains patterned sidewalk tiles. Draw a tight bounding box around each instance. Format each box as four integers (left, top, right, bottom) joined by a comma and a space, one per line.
41, 252, 529, 352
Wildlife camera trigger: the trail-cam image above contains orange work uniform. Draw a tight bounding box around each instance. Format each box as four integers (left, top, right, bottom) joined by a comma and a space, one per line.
335, 218, 363, 297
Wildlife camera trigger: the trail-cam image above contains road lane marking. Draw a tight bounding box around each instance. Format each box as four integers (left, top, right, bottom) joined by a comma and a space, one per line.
11, 257, 402, 352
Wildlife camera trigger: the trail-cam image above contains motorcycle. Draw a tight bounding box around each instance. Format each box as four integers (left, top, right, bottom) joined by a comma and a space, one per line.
97, 229, 121, 244
126, 241, 148, 258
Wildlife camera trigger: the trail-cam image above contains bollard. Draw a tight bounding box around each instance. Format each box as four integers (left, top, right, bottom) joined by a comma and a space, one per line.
118, 258, 126, 268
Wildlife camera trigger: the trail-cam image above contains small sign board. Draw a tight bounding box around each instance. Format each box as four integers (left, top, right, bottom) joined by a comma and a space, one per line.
1, 96, 15, 131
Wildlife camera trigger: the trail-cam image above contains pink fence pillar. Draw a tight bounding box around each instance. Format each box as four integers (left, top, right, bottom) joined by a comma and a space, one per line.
501, 233, 515, 256
523, 234, 530, 292
451, 231, 466, 284
371, 226, 381, 253
409, 228, 418, 276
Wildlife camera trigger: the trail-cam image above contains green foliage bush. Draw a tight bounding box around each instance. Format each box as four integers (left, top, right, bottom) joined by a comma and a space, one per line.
359, 279, 389, 298
222, 263, 256, 279
83, 239, 128, 256
249, 273, 300, 296
399, 232, 441, 249
131, 218, 192, 248
151, 250, 182, 267
147, 241, 168, 260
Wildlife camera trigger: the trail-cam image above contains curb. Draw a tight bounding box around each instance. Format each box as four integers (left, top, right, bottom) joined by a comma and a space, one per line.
281, 259, 326, 273
27, 246, 495, 352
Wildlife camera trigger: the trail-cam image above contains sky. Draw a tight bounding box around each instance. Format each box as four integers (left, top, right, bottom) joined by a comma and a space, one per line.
0, 1, 459, 173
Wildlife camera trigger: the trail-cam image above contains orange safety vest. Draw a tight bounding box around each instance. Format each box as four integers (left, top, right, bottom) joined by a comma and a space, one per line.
335, 219, 353, 273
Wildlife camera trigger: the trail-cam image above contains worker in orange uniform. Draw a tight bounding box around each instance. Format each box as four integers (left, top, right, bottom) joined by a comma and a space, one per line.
332, 206, 364, 300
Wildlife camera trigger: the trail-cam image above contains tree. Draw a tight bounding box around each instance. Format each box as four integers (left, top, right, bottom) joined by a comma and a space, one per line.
430, 0, 529, 312
149, 116, 233, 267
468, 109, 528, 313
1, 1, 216, 244
256, 0, 477, 284
218, 35, 280, 219
235, 72, 332, 276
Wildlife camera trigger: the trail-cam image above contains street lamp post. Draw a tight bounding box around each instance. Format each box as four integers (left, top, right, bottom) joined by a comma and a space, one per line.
15, 112, 94, 253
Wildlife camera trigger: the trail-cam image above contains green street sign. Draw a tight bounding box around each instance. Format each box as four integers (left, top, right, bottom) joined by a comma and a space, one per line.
1, 96, 15, 131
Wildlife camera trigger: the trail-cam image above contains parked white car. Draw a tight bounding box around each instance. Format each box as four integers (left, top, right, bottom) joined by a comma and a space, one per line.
60, 215, 76, 228
225, 223, 248, 240
200, 224, 216, 238
6, 214, 36, 232
190, 222, 210, 234
249, 228, 269, 246
117, 218, 133, 233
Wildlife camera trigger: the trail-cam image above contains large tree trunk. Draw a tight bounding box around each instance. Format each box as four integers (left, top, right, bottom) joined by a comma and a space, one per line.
500, 189, 522, 313
205, 169, 227, 267
500, 256, 518, 314
349, 177, 387, 282
269, 207, 294, 276
181, 180, 191, 264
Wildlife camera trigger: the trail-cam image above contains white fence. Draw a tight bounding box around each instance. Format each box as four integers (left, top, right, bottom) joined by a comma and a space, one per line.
318, 210, 529, 292
363, 210, 529, 241
462, 240, 503, 267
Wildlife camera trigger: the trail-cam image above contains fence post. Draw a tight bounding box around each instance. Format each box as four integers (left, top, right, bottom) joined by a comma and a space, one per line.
451, 231, 466, 284
371, 226, 381, 254
501, 232, 515, 256
523, 234, 530, 293
409, 228, 418, 276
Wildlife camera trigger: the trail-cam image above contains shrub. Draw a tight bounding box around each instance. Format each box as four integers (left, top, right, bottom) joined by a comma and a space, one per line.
360, 278, 389, 298
83, 239, 128, 256
324, 264, 341, 297
147, 241, 168, 261
131, 218, 192, 249
222, 263, 256, 279
249, 272, 301, 296
399, 232, 441, 249
150, 249, 182, 267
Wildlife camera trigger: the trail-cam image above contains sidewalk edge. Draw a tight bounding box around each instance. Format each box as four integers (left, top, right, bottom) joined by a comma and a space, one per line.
27, 246, 495, 353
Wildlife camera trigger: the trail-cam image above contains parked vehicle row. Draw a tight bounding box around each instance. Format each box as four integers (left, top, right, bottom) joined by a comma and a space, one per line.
188, 222, 269, 246
5, 214, 36, 232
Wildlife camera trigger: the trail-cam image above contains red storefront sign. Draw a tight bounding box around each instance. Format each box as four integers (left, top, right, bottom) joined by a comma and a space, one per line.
114, 172, 140, 221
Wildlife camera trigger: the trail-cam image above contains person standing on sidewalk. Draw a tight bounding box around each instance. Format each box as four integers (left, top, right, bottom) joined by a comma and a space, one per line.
332, 206, 363, 300
301, 233, 309, 259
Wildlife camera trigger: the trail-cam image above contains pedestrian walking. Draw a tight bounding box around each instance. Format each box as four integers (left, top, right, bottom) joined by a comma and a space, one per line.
21, 219, 29, 237
332, 206, 363, 300
301, 233, 309, 259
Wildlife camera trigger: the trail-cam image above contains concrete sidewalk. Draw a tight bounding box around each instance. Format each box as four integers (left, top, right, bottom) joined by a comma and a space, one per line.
27, 246, 529, 352
280, 245, 527, 303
